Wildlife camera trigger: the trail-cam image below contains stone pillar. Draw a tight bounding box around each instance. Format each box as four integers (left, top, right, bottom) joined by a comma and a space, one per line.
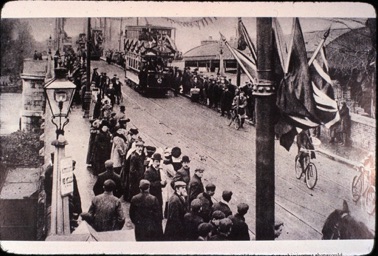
20, 59, 48, 132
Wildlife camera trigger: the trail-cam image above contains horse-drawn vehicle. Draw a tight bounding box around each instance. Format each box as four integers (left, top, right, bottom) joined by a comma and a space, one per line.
123, 25, 178, 95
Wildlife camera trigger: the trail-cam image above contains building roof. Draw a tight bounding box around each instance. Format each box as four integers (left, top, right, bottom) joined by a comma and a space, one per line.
183, 41, 243, 61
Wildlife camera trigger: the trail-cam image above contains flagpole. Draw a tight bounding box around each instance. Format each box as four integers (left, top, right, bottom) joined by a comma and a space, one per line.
308, 27, 330, 66
255, 17, 275, 240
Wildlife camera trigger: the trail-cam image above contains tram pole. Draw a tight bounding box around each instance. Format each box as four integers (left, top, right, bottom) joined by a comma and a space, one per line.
84, 17, 92, 118
255, 17, 276, 240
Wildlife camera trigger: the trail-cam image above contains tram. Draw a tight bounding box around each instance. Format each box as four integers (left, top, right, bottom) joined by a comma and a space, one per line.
123, 25, 177, 95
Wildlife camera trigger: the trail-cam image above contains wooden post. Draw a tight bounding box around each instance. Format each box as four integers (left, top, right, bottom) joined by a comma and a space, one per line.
84, 18, 92, 118
255, 17, 275, 240
236, 63, 241, 87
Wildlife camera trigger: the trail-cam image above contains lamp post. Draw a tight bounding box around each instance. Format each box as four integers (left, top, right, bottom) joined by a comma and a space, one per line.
44, 67, 76, 236
219, 37, 224, 76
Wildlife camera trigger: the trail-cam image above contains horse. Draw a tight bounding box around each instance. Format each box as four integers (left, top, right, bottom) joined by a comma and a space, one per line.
322, 200, 374, 239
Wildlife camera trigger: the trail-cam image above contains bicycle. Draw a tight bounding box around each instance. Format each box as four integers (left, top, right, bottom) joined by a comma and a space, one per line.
228, 107, 241, 130
351, 165, 376, 215
294, 148, 318, 189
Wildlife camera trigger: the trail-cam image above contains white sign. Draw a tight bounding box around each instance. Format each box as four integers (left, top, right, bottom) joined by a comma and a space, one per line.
60, 157, 73, 196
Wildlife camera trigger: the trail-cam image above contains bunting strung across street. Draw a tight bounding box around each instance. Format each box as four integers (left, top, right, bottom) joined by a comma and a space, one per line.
274, 18, 340, 151
162, 17, 218, 29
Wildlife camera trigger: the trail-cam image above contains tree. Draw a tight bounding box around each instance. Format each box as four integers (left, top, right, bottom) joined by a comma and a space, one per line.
0, 19, 38, 81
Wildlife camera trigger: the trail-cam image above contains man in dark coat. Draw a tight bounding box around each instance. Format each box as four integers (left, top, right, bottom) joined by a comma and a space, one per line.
81, 179, 125, 232
188, 168, 205, 206
112, 76, 123, 105
130, 179, 163, 241
183, 198, 204, 241
93, 160, 123, 198
144, 153, 167, 215
172, 155, 191, 187
92, 124, 112, 175
220, 84, 234, 118
228, 203, 250, 240
209, 210, 226, 237
197, 183, 216, 222
91, 67, 100, 87
164, 181, 188, 241
128, 139, 146, 201
212, 190, 233, 217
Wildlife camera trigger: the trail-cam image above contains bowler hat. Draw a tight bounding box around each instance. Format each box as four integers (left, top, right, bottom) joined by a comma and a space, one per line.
129, 128, 139, 135
120, 105, 126, 110
181, 155, 190, 163
105, 160, 113, 168
171, 147, 181, 158
139, 179, 150, 190
146, 146, 157, 157
174, 181, 187, 188
151, 153, 162, 161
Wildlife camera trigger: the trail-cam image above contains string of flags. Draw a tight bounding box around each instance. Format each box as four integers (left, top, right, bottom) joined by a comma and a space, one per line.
162, 17, 218, 29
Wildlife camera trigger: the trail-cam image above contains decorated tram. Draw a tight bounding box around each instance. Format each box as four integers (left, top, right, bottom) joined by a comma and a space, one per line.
123, 25, 178, 95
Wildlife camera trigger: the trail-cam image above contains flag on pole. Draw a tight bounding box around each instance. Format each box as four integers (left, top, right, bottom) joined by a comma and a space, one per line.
275, 18, 320, 150
237, 18, 257, 63
274, 18, 340, 150
220, 33, 257, 82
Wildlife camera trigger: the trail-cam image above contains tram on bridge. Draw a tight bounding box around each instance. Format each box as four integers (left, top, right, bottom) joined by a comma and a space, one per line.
123, 25, 178, 95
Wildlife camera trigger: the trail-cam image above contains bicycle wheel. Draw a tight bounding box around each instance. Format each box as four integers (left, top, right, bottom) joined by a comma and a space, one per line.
365, 186, 376, 215
295, 155, 303, 179
305, 162, 318, 189
351, 174, 363, 202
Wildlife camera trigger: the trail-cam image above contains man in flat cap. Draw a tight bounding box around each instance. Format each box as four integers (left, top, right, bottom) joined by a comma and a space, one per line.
188, 168, 205, 207
197, 183, 216, 222
82, 179, 125, 232
209, 210, 226, 237
129, 179, 163, 241
128, 139, 146, 201
228, 202, 250, 240
144, 153, 167, 216
183, 198, 204, 241
164, 181, 188, 241
212, 190, 233, 217
93, 160, 122, 198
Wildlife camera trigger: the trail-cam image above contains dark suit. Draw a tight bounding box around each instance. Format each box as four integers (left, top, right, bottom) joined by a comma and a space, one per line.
183, 212, 204, 241
228, 213, 250, 240
212, 201, 232, 217
128, 151, 146, 201
164, 193, 187, 241
173, 167, 190, 185
144, 165, 166, 213
197, 192, 213, 222
130, 191, 163, 241
93, 170, 122, 198
86, 191, 125, 232
188, 174, 204, 206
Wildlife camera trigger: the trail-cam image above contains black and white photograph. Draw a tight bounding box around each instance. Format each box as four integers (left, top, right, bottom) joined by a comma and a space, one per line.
0, 1, 375, 255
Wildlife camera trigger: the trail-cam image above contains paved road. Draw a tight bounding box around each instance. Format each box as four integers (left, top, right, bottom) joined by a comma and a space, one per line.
69, 60, 375, 240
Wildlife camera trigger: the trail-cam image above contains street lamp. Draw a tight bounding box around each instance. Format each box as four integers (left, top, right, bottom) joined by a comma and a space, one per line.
44, 67, 76, 138
48, 35, 53, 55
44, 67, 76, 236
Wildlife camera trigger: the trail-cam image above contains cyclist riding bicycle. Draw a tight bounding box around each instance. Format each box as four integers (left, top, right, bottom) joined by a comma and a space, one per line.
296, 129, 316, 172
362, 152, 375, 187
231, 88, 248, 128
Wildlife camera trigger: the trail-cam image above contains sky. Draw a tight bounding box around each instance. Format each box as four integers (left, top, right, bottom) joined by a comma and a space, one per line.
17, 17, 368, 54
2, 2, 372, 53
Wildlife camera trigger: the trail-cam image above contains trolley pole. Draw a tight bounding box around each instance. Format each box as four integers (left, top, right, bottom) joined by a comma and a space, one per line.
255, 17, 276, 240
84, 17, 92, 118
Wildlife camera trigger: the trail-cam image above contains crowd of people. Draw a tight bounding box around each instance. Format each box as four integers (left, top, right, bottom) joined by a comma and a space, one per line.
173, 67, 256, 126
71, 66, 259, 241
